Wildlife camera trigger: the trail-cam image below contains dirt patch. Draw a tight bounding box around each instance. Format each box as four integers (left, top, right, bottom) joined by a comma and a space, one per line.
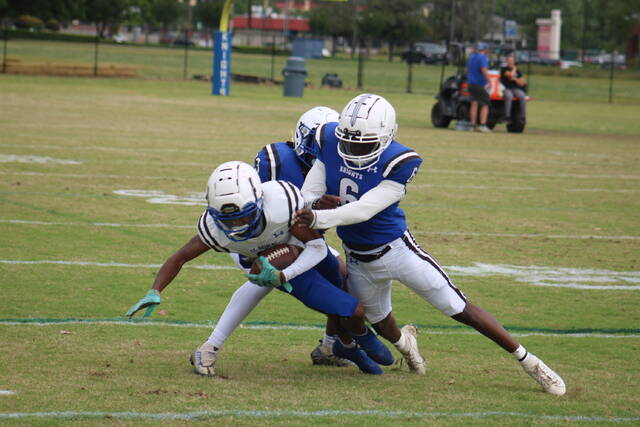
2, 58, 137, 78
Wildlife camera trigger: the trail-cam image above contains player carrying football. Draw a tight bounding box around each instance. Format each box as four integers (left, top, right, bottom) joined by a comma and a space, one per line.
126, 160, 394, 375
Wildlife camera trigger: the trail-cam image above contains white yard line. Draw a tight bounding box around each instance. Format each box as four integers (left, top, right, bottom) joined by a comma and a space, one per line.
3, 219, 639, 241
3, 170, 638, 191
1, 259, 638, 291
0, 171, 198, 181
0, 410, 637, 422
428, 168, 640, 180
1, 319, 637, 338
0, 259, 235, 270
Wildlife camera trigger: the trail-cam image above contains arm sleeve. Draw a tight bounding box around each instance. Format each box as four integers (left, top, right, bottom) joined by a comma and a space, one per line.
301, 160, 327, 209
281, 237, 327, 282
312, 180, 405, 229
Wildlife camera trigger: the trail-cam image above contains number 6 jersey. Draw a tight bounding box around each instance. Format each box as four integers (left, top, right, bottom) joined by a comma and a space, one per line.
315, 122, 422, 246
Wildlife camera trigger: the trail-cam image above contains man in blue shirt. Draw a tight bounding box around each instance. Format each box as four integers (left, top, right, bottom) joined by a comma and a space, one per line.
466, 42, 492, 132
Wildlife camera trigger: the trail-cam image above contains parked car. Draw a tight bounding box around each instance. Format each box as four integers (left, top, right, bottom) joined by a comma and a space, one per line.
559, 59, 582, 69
401, 42, 449, 65
173, 36, 195, 47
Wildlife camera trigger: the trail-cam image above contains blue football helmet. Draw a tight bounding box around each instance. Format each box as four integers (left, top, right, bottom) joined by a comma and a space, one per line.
294, 106, 339, 168
206, 161, 264, 242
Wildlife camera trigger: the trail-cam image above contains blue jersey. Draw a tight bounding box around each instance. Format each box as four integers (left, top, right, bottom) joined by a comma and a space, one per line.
254, 142, 306, 187
316, 122, 422, 246
466, 52, 489, 86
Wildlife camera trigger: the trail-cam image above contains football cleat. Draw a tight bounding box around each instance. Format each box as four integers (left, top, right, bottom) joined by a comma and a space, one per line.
332, 339, 383, 375
521, 354, 566, 395
310, 341, 354, 367
396, 324, 426, 375
190, 342, 218, 377
353, 328, 394, 366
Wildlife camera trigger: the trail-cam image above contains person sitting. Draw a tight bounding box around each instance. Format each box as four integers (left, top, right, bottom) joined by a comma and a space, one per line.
500, 55, 527, 124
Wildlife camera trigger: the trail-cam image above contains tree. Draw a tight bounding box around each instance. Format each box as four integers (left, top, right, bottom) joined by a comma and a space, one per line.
193, 0, 223, 41
4, 0, 84, 24
307, 1, 355, 56
360, 0, 429, 61
84, 0, 129, 38
149, 0, 181, 42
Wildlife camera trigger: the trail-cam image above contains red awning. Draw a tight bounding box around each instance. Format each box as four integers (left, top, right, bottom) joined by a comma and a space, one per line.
231, 16, 310, 32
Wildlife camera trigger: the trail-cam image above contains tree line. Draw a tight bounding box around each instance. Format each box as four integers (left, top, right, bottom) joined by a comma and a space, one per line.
1, 0, 637, 52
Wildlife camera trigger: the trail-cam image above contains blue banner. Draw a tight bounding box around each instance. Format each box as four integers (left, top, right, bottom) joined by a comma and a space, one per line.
212, 31, 232, 96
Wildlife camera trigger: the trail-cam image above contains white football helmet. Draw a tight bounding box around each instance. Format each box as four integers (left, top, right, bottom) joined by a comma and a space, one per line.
206, 161, 264, 241
335, 93, 397, 170
294, 106, 339, 168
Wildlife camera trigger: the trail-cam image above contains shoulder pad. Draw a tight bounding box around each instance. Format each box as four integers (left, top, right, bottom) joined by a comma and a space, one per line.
382, 150, 422, 179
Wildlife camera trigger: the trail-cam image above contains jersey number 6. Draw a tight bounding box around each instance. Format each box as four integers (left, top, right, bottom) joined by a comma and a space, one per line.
339, 178, 359, 204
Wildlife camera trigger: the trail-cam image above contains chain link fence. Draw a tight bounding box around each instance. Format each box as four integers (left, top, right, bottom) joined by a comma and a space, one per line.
2, 31, 639, 105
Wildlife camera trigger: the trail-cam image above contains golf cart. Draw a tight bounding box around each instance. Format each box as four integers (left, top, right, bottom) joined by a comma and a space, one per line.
431, 70, 528, 133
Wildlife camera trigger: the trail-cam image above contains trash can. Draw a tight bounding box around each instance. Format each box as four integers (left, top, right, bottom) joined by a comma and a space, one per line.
282, 56, 307, 97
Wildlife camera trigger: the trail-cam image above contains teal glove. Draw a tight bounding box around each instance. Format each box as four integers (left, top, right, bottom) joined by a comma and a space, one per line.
245, 256, 293, 293
125, 289, 161, 318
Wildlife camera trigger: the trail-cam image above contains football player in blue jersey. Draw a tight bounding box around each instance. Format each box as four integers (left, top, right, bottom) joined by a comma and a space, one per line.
295, 93, 566, 395
254, 106, 409, 368
255, 106, 354, 366
126, 161, 393, 376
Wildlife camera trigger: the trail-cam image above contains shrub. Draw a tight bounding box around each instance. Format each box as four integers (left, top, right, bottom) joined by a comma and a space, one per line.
45, 19, 61, 32
14, 15, 44, 31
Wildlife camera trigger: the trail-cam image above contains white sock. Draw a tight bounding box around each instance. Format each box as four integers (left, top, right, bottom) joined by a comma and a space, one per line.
393, 333, 407, 352
322, 333, 335, 348
207, 281, 271, 349
337, 337, 356, 348
512, 345, 528, 362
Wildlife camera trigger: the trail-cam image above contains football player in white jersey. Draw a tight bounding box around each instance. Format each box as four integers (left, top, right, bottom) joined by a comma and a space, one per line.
295, 93, 566, 395
126, 161, 394, 376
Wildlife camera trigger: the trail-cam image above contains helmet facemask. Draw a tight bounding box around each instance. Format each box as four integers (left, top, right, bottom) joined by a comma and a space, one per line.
293, 121, 319, 169
293, 106, 339, 169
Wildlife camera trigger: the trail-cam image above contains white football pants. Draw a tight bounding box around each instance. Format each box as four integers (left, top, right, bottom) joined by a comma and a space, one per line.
345, 230, 467, 324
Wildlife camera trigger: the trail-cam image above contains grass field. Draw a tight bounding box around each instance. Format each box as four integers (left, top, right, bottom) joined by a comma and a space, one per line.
1, 73, 639, 425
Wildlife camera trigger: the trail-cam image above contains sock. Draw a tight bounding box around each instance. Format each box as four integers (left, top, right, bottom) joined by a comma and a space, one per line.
338, 337, 356, 349
393, 333, 407, 352
512, 345, 528, 362
322, 333, 335, 348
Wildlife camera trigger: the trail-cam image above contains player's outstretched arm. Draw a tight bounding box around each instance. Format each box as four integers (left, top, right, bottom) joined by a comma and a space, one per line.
295, 180, 405, 230
125, 235, 209, 318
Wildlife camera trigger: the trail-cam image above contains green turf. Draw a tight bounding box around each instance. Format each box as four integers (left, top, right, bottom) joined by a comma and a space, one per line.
0, 74, 639, 425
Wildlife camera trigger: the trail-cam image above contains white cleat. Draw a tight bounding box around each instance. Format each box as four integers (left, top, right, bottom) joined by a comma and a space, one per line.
190, 342, 218, 377
521, 354, 566, 395
397, 324, 426, 375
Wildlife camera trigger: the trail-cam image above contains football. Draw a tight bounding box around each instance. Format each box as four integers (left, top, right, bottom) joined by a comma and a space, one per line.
250, 244, 303, 274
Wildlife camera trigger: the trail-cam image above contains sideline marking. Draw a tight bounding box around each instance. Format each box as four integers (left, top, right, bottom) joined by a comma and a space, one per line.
1, 318, 638, 338
0, 154, 81, 165
414, 183, 640, 194
0, 259, 235, 271
3, 218, 640, 241
0, 391, 16, 396
0, 410, 638, 422
1, 259, 638, 291
428, 168, 640, 180
0, 171, 198, 181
